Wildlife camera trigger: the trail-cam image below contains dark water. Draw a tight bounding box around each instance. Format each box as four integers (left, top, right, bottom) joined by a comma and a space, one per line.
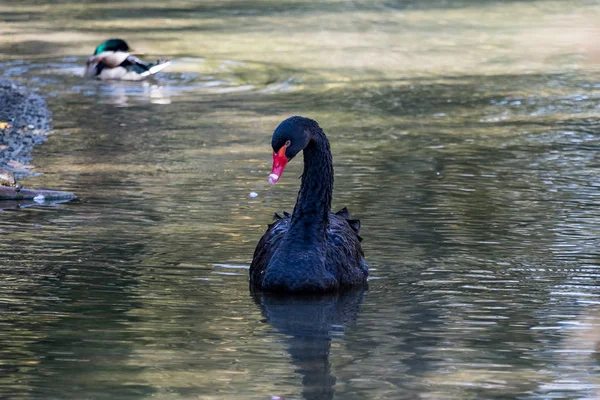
1, 1, 600, 399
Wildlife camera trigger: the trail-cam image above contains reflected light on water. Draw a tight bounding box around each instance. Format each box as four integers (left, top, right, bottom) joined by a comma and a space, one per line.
1, 0, 600, 399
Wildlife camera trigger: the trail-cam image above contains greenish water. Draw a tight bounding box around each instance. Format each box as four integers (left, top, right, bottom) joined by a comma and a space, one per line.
1, 1, 600, 399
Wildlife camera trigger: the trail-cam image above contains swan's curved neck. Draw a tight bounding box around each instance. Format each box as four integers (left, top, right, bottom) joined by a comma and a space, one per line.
290, 127, 333, 241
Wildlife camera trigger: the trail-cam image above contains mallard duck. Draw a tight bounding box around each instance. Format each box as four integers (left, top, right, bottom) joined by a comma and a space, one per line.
84, 39, 170, 81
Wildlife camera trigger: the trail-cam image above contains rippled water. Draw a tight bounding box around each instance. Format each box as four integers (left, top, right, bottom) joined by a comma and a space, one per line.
1, 0, 600, 399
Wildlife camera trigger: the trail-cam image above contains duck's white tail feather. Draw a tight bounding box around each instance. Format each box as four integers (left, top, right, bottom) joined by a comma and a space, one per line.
141, 61, 171, 77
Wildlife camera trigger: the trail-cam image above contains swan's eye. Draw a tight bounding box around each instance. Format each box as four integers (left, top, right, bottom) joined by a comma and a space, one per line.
285, 140, 291, 147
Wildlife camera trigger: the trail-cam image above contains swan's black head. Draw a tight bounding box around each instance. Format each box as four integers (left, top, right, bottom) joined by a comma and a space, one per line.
94, 39, 131, 55
269, 116, 316, 185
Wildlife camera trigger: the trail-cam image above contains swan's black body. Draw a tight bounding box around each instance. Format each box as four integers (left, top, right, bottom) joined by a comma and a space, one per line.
250, 116, 368, 293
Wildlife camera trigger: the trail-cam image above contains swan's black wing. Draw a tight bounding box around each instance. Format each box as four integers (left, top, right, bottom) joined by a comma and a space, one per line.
326, 208, 368, 287
249, 208, 368, 289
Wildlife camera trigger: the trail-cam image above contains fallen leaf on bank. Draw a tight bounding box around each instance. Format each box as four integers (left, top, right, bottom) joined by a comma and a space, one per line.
0, 122, 10, 129
7, 160, 34, 170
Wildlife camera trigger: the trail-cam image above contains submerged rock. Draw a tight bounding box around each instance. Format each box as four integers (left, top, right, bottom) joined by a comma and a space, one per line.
0, 186, 76, 201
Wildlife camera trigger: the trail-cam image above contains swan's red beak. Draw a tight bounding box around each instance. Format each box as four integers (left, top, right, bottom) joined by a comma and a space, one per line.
269, 146, 289, 185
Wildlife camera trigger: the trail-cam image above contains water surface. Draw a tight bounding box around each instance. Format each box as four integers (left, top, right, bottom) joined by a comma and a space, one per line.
1, 1, 599, 399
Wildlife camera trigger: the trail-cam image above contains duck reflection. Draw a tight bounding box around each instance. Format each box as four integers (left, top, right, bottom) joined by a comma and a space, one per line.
252, 288, 366, 400
92, 81, 172, 107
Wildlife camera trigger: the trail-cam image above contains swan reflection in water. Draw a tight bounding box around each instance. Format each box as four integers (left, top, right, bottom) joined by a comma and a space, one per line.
252, 288, 366, 400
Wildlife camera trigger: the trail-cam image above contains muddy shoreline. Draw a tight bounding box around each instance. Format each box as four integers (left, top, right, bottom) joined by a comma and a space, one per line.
0, 78, 76, 207
0, 78, 52, 177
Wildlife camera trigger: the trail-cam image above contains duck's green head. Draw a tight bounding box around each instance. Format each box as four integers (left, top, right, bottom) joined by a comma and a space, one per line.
94, 39, 131, 55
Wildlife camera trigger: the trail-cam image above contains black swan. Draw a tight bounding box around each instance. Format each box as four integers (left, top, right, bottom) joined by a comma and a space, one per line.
250, 116, 368, 293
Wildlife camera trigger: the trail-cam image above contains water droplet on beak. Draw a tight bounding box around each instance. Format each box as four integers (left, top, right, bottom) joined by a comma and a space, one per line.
268, 173, 279, 185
